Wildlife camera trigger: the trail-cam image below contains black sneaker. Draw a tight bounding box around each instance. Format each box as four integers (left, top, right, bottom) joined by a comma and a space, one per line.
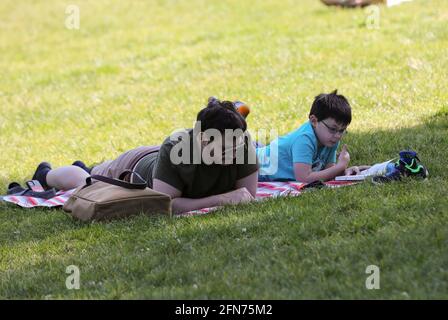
372, 150, 429, 184
395, 151, 429, 179
32, 162, 52, 190
72, 160, 92, 174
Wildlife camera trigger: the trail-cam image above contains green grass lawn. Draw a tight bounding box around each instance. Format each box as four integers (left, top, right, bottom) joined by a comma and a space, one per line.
1, 0, 447, 299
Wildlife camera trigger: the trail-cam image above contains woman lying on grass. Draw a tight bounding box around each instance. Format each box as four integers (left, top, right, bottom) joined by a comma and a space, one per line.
30, 99, 259, 214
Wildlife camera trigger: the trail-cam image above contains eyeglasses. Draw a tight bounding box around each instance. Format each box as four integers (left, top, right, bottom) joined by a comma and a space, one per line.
320, 121, 347, 136
204, 136, 246, 156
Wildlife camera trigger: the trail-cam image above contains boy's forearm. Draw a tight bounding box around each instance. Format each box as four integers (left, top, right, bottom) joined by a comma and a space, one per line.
297, 164, 345, 183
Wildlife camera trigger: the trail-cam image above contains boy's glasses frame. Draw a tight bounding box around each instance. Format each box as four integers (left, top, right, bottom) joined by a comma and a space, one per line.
320, 120, 347, 136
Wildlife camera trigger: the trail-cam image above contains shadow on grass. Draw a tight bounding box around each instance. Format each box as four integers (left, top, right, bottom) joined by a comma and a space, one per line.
342, 109, 448, 179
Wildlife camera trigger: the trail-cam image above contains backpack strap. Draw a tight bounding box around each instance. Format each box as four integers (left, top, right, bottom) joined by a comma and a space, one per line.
85, 170, 147, 190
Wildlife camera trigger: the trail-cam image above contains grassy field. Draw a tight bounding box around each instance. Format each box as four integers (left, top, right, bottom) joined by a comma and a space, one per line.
1, 0, 447, 299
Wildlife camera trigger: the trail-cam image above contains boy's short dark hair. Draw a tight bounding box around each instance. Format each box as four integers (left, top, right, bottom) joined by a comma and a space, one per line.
197, 97, 247, 133
309, 90, 352, 125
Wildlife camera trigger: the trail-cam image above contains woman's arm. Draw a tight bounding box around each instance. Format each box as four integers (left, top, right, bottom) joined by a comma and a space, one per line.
153, 178, 254, 214
235, 171, 258, 197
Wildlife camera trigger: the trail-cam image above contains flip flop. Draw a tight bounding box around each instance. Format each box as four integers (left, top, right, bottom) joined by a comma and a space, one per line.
6, 180, 57, 199
7, 182, 26, 195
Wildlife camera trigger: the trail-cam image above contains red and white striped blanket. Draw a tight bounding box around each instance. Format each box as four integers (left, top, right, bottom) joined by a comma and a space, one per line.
1, 181, 356, 217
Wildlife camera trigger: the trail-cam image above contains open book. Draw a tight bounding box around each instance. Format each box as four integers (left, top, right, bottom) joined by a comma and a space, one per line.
335, 174, 369, 181
335, 160, 394, 181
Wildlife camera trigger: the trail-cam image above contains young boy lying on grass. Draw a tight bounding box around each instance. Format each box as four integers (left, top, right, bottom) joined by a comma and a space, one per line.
257, 90, 370, 183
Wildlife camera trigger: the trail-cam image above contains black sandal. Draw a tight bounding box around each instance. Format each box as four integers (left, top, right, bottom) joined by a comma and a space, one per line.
6, 180, 57, 199
7, 182, 26, 195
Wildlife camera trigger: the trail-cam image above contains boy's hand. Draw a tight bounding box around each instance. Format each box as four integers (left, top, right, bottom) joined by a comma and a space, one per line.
344, 166, 360, 175
337, 144, 350, 169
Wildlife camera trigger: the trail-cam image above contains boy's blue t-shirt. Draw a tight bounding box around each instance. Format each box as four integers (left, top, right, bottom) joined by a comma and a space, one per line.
257, 121, 339, 181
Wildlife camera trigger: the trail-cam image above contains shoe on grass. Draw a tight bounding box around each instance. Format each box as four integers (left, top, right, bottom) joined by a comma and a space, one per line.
72, 160, 92, 174
372, 150, 429, 184
32, 161, 52, 190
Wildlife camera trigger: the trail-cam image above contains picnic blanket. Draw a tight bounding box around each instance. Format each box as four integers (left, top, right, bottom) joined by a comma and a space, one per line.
0, 181, 357, 217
